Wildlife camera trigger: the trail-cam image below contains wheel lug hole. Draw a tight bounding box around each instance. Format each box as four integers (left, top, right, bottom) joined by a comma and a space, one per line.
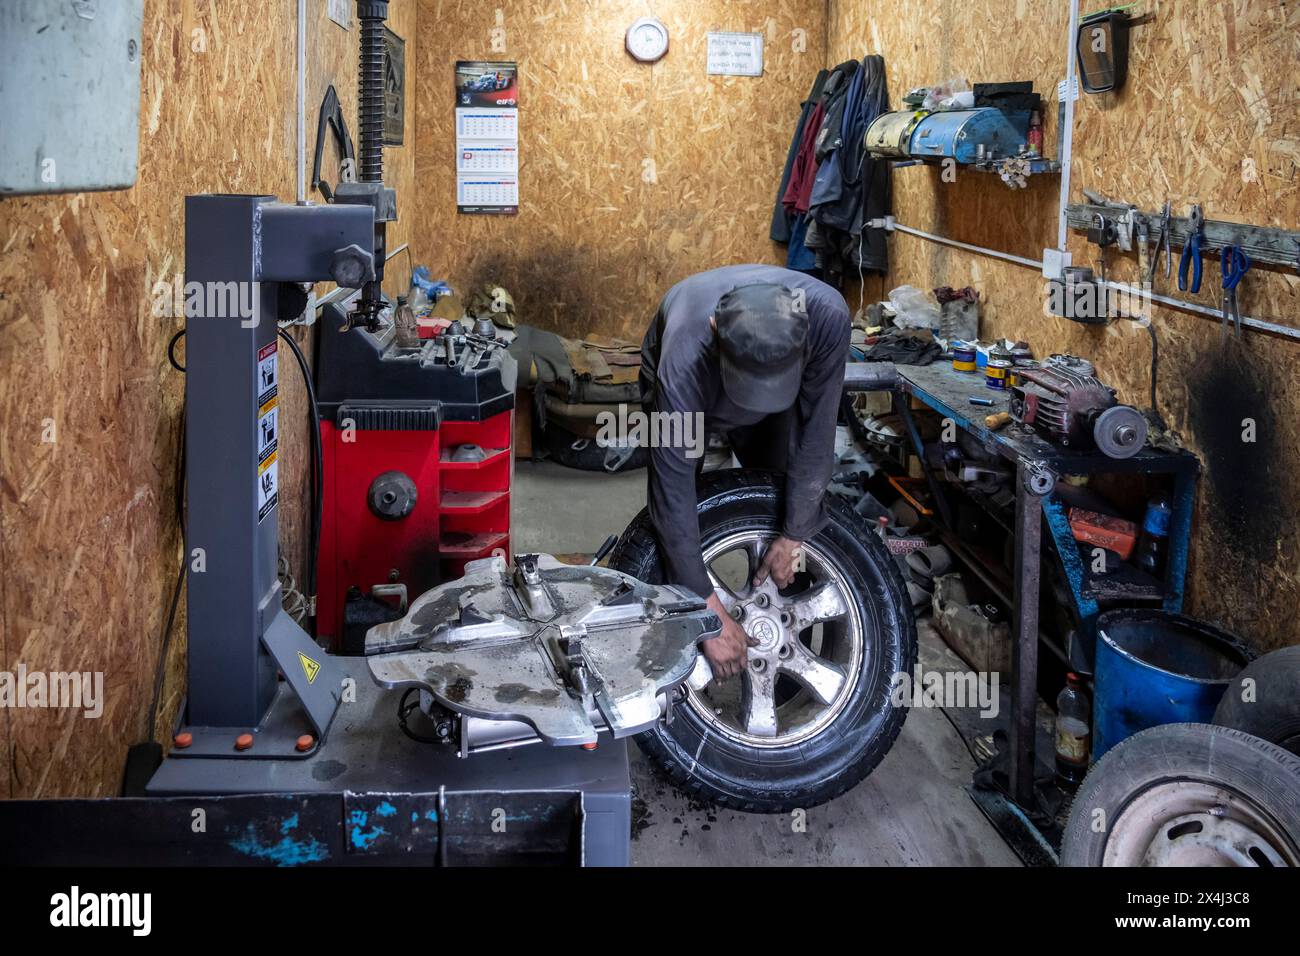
777, 644, 792, 660
754, 594, 770, 608
751, 659, 766, 673
779, 611, 792, 627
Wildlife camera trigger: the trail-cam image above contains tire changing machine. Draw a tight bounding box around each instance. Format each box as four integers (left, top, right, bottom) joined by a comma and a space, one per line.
0, 1, 717, 867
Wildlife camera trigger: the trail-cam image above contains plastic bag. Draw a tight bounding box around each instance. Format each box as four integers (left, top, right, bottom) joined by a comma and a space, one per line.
887, 285, 942, 330
408, 265, 453, 318
922, 76, 972, 112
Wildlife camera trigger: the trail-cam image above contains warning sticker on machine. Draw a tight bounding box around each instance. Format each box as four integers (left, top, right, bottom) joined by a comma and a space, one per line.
256, 342, 279, 523
258, 398, 279, 464
298, 652, 321, 684
257, 450, 279, 522
257, 341, 278, 407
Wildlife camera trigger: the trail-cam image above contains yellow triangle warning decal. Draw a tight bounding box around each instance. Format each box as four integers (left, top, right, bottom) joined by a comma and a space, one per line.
298, 652, 321, 684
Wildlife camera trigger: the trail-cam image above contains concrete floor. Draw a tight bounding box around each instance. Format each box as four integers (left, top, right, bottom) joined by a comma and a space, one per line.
514, 459, 1020, 866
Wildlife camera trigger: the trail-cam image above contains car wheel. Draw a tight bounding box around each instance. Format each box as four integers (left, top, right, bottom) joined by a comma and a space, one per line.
610, 468, 916, 812
1061, 723, 1300, 866
1214, 646, 1300, 755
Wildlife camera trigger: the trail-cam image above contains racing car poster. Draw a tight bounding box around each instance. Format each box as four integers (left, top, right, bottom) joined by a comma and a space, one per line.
455, 60, 518, 108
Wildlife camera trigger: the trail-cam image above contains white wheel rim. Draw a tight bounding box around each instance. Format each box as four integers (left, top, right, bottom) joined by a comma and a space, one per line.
1102, 780, 1298, 867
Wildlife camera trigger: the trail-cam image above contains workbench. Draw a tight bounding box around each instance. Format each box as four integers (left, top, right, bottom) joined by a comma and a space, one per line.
849, 360, 1200, 814
0, 660, 632, 866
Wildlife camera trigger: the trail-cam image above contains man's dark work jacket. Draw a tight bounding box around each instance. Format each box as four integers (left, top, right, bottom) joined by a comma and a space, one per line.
639, 264, 851, 600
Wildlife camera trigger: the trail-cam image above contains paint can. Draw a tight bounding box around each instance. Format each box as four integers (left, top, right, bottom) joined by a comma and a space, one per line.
951, 342, 977, 373
1009, 354, 1037, 388
985, 355, 1012, 390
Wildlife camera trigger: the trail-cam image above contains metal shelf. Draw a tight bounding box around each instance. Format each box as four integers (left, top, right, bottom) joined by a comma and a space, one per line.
971, 157, 1061, 176
891, 156, 1060, 176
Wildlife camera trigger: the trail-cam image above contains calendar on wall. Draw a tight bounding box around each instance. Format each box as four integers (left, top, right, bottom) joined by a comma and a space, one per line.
454, 61, 519, 215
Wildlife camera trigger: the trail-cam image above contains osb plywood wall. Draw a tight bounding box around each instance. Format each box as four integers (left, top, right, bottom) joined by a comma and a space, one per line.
829, 0, 1300, 651
412, 0, 826, 342
0, 0, 416, 799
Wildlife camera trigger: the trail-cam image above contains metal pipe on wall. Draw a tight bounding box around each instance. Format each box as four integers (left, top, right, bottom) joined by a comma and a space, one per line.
888, 221, 1300, 342
890, 221, 1045, 270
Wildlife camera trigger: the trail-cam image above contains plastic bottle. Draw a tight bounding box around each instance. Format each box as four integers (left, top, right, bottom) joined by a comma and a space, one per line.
408, 282, 431, 318
1135, 491, 1171, 577
408, 265, 452, 319
393, 294, 420, 349
1054, 673, 1091, 790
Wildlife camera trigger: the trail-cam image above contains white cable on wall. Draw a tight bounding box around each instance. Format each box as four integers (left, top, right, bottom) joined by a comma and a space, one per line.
1057, 0, 1080, 251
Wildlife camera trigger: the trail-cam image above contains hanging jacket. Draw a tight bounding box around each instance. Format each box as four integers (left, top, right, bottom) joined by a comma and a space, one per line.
809, 54, 891, 277
783, 61, 859, 216
812, 60, 861, 164
785, 214, 818, 272
771, 70, 829, 243
781, 100, 825, 216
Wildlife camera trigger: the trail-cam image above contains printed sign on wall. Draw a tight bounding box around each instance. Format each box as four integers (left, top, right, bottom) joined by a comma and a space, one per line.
706, 32, 765, 77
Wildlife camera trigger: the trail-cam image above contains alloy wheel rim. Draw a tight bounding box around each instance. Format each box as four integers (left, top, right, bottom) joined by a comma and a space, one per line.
689, 530, 865, 748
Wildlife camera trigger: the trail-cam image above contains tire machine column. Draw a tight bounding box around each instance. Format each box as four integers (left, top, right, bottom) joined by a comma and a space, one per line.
177, 197, 376, 758
173, 0, 396, 760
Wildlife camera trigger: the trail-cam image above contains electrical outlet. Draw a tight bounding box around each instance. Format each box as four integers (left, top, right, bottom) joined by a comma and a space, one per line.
1042, 249, 1072, 280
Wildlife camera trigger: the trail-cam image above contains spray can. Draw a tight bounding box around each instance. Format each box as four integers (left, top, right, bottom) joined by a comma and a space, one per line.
1027, 111, 1043, 156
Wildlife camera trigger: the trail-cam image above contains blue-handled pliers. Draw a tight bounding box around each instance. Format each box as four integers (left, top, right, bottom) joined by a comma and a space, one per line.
1178, 204, 1205, 293
1220, 244, 1250, 337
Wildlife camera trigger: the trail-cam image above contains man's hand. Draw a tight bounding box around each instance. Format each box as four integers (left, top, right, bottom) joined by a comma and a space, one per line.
753, 535, 803, 590
700, 593, 756, 680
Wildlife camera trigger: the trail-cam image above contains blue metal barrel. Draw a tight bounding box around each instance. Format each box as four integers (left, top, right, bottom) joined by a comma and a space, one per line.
1092, 609, 1255, 759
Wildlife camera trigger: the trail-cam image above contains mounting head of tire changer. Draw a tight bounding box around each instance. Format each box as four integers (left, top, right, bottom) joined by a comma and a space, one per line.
366, 554, 721, 747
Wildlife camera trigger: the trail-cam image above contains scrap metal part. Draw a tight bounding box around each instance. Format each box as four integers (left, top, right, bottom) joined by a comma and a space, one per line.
366, 554, 721, 746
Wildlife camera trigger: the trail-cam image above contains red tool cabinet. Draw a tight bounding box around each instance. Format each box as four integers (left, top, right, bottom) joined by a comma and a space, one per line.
313, 303, 515, 652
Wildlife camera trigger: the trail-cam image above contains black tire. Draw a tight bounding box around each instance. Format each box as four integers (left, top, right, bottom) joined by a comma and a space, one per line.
609, 468, 916, 812
541, 421, 648, 473
1061, 723, 1300, 866
1214, 646, 1300, 755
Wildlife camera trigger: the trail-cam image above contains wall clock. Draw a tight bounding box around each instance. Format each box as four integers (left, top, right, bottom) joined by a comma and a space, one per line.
626, 17, 670, 63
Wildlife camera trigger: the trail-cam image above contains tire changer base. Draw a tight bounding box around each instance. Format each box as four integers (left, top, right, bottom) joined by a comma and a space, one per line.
145, 551, 719, 866
367, 553, 720, 753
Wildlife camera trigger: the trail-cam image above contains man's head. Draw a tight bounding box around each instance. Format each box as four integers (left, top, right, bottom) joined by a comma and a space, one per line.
712, 283, 808, 414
